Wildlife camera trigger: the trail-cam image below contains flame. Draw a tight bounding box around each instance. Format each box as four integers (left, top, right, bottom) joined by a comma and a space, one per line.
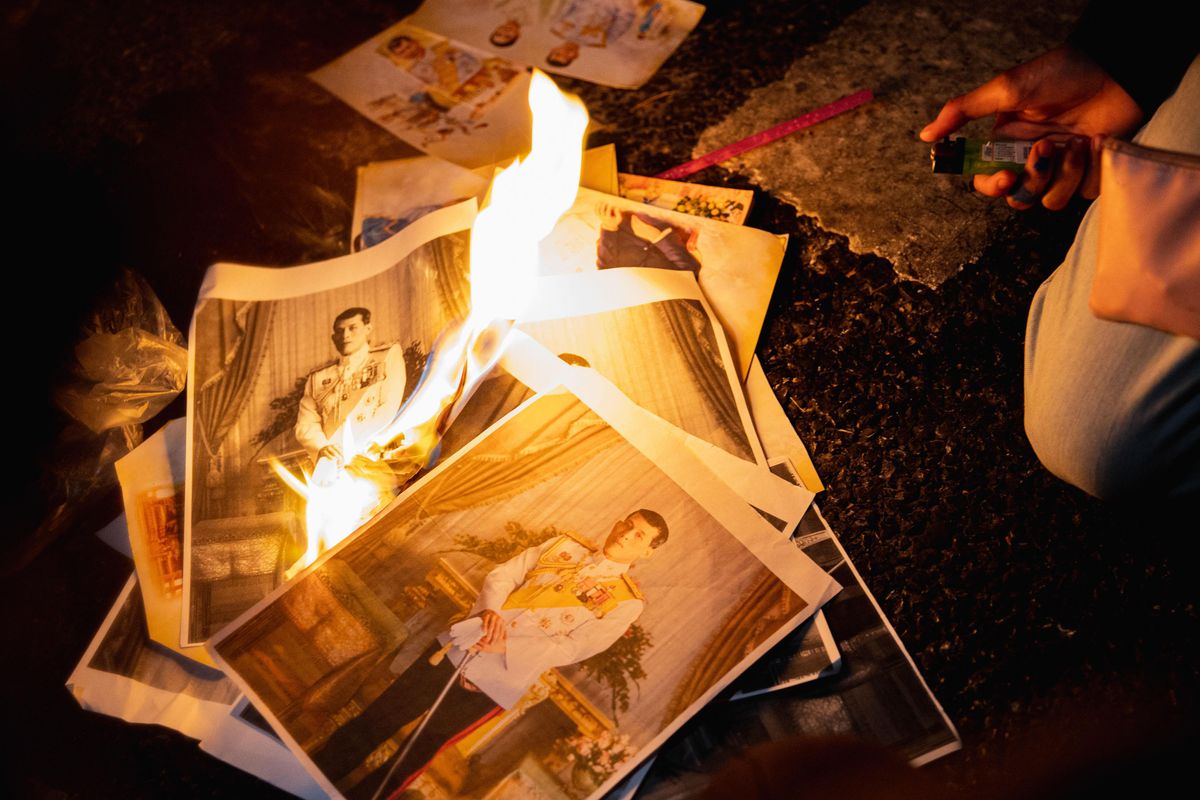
277, 70, 588, 571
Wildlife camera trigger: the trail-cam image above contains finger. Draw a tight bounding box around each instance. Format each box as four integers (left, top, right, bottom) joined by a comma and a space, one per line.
1007, 139, 1056, 209
919, 73, 1019, 142
1042, 137, 1087, 210
973, 169, 1018, 197
1080, 135, 1104, 199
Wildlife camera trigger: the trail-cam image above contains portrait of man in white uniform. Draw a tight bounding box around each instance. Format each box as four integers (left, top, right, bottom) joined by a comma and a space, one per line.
294, 307, 406, 469
311, 508, 669, 796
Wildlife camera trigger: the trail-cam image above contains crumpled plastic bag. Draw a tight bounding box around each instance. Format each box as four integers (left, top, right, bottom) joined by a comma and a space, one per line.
47, 423, 145, 515
54, 270, 187, 433
6, 270, 186, 574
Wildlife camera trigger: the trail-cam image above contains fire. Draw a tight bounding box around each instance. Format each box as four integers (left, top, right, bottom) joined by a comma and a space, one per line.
272, 425, 397, 575
277, 70, 588, 570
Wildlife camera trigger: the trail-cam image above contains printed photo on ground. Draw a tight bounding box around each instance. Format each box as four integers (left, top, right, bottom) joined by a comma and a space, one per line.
538, 188, 785, 376
210, 389, 833, 800
183, 203, 475, 644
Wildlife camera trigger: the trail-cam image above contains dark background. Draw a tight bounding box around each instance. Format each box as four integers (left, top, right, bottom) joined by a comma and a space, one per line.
2, 1, 1194, 797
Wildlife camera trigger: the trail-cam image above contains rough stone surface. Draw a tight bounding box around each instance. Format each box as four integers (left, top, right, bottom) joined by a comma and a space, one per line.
695, 0, 1086, 285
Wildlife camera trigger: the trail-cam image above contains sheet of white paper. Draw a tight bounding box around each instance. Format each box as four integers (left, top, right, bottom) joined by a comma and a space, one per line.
195, 200, 476, 303
200, 703, 329, 800
538, 187, 785, 377
67, 575, 240, 741
350, 143, 621, 255
352, 156, 489, 251
581, 143, 619, 195
500, 331, 813, 524
68, 574, 329, 798
522, 268, 766, 464
115, 418, 216, 666
632, 507, 960, 800
208, 384, 836, 800
183, 200, 477, 645
745, 356, 824, 493
94, 514, 132, 557
408, 0, 705, 89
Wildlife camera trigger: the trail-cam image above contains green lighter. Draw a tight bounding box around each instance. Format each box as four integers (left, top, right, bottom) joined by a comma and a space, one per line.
930, 137, 1036, 175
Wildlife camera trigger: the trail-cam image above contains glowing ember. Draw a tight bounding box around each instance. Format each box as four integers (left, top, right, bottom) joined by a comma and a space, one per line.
277, 70, 589, 569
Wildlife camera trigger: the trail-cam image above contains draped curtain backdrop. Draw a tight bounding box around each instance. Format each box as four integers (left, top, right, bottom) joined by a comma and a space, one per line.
520, 299, 752, 461
658, 300, 747, 456
193, 299, 276, 516
416, 393, 622, 516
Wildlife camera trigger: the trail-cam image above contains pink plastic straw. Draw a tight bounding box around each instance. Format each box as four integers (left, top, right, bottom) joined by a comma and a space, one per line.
655, 89, 874, 181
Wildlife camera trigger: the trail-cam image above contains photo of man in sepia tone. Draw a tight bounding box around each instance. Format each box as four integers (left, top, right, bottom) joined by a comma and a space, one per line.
295, 307, 407, 470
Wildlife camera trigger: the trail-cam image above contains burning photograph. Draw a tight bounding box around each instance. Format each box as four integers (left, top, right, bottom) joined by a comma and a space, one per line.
537, 187, 786, 377
312, 20, 534, 169
436, 268, 765, 470
490, 332, 814, 526
408, 0, 707, 89
520, 304, 754, 462
209, 390, 834, 800
183, 205, 474, 645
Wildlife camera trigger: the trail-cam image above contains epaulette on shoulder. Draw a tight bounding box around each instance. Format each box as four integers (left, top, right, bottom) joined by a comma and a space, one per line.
621, 573, 645, 602
309, 359, 338, 376
561, 529, 599, 551
369, 341, 399, 353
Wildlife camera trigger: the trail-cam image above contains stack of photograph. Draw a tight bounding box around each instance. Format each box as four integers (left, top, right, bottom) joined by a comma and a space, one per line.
69, 5, 960, 799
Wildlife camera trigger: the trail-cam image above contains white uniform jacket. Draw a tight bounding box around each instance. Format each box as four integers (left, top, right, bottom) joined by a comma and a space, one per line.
442, 533, 645, 709
294, 342, 405, 461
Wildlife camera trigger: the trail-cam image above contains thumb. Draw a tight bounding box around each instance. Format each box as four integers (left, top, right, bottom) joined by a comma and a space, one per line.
920, 73, 1020, 141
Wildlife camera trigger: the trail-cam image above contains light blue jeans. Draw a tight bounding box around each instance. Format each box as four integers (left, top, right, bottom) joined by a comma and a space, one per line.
1024, 57, 1200, 502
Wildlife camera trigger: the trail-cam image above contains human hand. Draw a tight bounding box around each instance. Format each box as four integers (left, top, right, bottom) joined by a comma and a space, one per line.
317, 444, 344, 466
1003, 135, 1101, 210
920, 46, 1142, 209
629, 213, 669, 242
472, 609, 507, 654
597, 202, 622, 231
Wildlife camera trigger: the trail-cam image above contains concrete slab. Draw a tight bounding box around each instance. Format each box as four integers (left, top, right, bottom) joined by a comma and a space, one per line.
695, 0, 1086, 286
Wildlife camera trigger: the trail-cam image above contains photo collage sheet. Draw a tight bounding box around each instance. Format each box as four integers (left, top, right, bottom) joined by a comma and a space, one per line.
313, 1, 705, 169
